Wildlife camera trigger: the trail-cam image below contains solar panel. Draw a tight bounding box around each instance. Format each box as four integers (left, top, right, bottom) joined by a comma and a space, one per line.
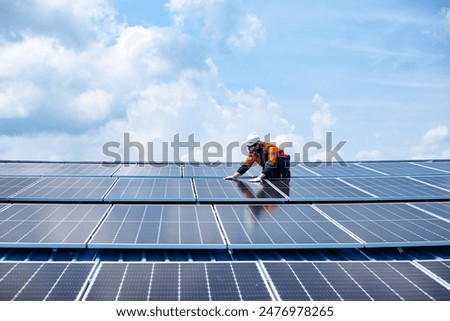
288, 164, 320, 177
274, 178, 375, 202
113, 163, 182, 177
0, 162, 63, 176
45, 163, 120, 177
410, 175, 450, 192
0, 204, 110, 248
0, 177, 39, 200
300, 162, 382, 177
357, 161, 445, 176
315, 203, 450, 247
88, 205, 226, 249
183, 163, 239, 178
418, 161, 450, 173
215, 204, 361, 249
341, 176, 450, 200
104, 178, 195, 202
194, 178, 287, 203
263, 261, 450, 301
0, 262, 94, 301
84, 262, 273, 301
416, 260, 450, 284
410, 202, 450, 220
12, 177, 116, 202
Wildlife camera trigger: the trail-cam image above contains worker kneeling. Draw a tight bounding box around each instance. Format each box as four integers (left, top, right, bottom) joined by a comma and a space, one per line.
224, 133, 291, 183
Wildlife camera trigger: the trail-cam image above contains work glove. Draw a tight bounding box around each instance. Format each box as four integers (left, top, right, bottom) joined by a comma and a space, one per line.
249, 177, 262, 183
223, 175, 236, 180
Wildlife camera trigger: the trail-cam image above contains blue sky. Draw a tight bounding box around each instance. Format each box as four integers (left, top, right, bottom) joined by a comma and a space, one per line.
0, 0, 449, 162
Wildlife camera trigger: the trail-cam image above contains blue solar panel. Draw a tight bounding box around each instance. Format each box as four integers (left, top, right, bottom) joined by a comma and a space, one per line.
0, 177, 39, 200
89, 205, 225, 249
0, 162, 62, 176
194, 178, 287, 203
0, 204, 110, 248
275, 178, 375, 202
288, 164, 320, 177
0, 262, 95, 301
104, 178, 195, 202
300, 162, 383, 177
341, 176, 450, 200
183, 163, 241, 178
11, 177, 116, 202
113, 164, 182, 177
410, 176, 450, 192
357, 161, 446, 176
263, 261, 450, 301
410, 202, 450, 220
419, 161, 450, 173
215, 204, 361, 249
417, 260, 450, 284
315, 203, 450, 247
45, 163, 120, 177
84, 262, 272, 301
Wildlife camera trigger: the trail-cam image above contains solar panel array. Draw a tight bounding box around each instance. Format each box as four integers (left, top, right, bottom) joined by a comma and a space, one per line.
0, 160, 450, 301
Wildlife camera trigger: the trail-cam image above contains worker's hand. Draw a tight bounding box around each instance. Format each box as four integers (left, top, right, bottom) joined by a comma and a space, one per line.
249, 177, 262, 183
223, 175, 236, 180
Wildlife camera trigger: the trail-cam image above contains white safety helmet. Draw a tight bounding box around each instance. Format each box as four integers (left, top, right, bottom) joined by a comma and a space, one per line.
245, 133, 260, 146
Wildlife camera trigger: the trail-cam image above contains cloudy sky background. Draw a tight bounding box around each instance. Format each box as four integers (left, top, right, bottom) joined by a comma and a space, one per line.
1, 0, 449, 162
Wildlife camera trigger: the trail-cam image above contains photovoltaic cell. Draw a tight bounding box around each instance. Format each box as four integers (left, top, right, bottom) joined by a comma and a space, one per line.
263, 261, 450, 301
12, 177, 116, 202
0, 262, 94, 301
113, 164, 182, 177
183, 163, 240, 178
275, 178, 375, 202
316, 203, 450, 247
301, 162, 382, 177
104, 178, 195, 202
0, 177, 39, 200
357, 162, 445, 176
417, 260, 450, 284
411, 175, 450, 192
194, 178, 287, 203
215, 204, 361, 249
360, 162, 445, 176
84, 262, 272, 301
288, 165, 320, 177
411, 202, 450, 220
0, 162, 62, 176
418, 161, 450, 173
341, 176, 450, 200
0, 204, 110, 248
46, 163, 120, 177
89, 205, 225, 249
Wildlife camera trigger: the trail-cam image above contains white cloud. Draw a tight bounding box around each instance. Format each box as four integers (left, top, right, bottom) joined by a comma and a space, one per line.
0, 0, 297, 162
311, 94, 335, 142
72, 90, 114, 122
167, 0, 265, 51
410, 125, 449, 159
421, 125, 448, 144
0, 82, 43, 118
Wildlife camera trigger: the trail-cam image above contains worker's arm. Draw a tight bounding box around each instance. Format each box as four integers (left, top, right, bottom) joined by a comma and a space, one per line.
224, 154, 256, 180
223, 172, 241, 180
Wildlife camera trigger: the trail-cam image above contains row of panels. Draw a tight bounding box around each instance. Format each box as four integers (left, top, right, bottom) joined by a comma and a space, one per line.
0, 202, 449, 249
1, 160, 450, 177
0, 260, 449, 301
1, 176, 450, 203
